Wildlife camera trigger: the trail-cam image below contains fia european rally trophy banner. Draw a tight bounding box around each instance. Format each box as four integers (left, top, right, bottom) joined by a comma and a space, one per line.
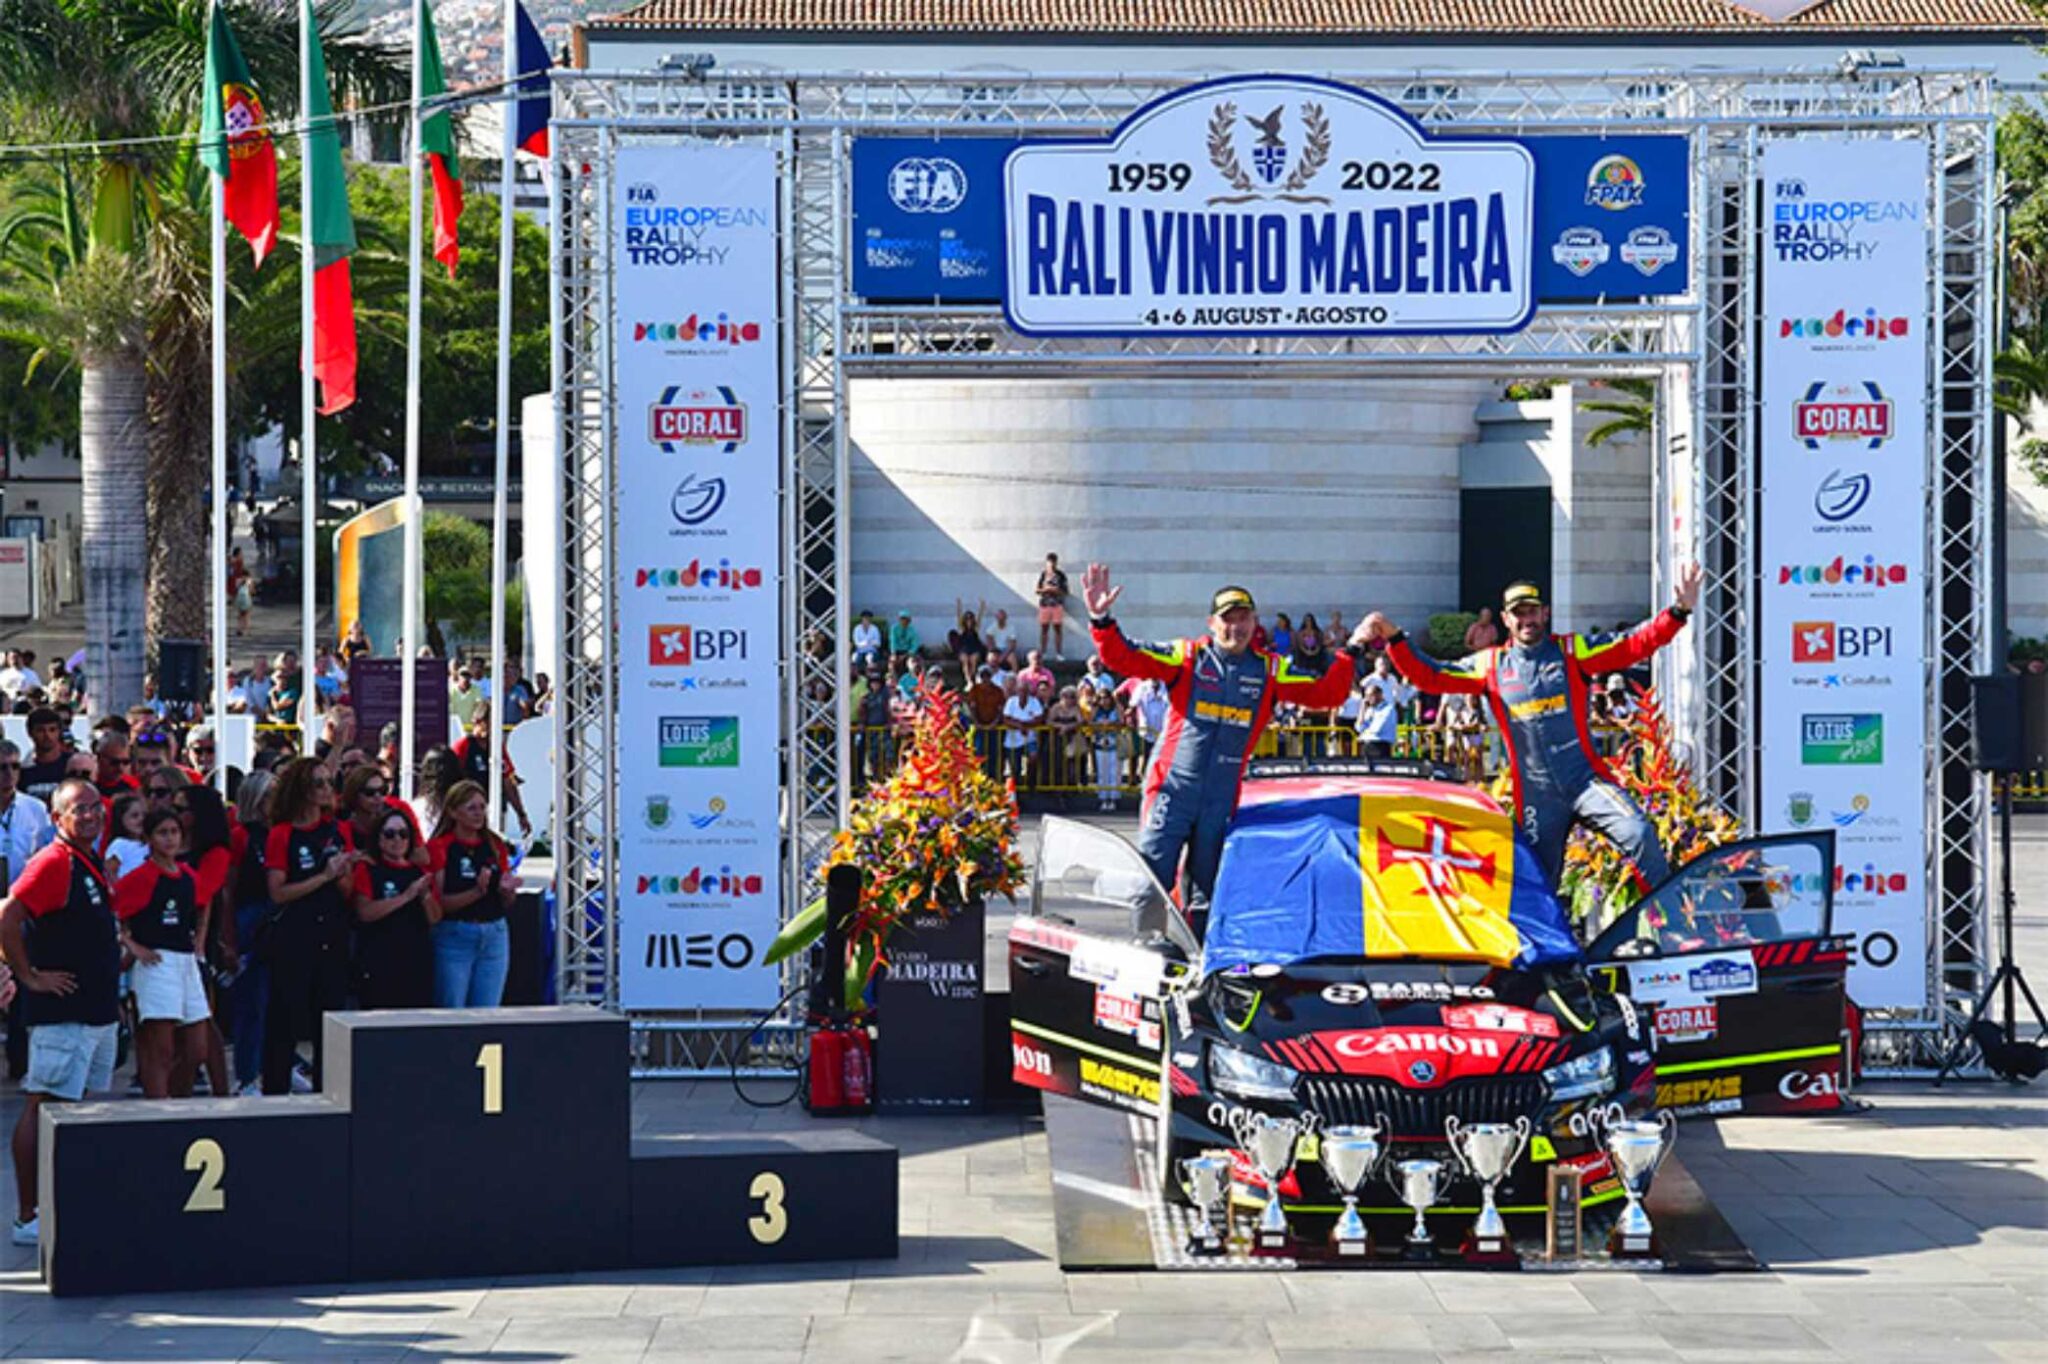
613, 144, 782, 1010
1002, 76, 1535, 336
1759, 138, 1928, 1010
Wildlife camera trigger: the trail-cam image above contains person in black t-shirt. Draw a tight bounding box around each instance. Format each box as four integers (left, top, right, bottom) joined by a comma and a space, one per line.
114, 809, 210, 1098
448, 705, 531, 839
260, 758, 359, 1094
18, 708, 73, 806
428, 780, 517, 1009
1, 780, 119, 1246
351, 808, 436, 1009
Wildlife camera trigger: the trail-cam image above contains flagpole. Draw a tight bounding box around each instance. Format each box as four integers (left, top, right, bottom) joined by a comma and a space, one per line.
211, 118, 230, 794
298, 0, 318, 759
486, 0, 515, 834
400, 0, 424, 800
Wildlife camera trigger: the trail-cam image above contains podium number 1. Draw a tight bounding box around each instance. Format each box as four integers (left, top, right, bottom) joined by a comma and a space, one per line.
183, 1138, 226, 1213
476, 1043, 504, 1114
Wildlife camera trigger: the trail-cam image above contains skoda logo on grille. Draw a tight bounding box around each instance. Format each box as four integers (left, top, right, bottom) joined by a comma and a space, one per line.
1409, 1059, 1438, 1083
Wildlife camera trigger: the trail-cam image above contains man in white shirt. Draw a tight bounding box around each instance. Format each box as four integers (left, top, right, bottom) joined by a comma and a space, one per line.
0, 740, 55, 888
0, 652, 40, 700
850, 610, 883, 668
1001, 686, 1045, 786
985, 609, 1019, 669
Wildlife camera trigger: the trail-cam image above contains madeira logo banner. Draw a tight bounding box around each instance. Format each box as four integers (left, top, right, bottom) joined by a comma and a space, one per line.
1002, 75, 1535, 337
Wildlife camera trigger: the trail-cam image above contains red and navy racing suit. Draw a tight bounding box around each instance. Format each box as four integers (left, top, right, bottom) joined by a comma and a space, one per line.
1093, 618, 1355, 907
1386, 609, 1689, 891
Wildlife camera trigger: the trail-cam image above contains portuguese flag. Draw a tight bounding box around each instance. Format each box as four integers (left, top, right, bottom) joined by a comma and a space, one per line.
419, 0, 462, 276
303, 0, 357, 415
199, 2, 279, 266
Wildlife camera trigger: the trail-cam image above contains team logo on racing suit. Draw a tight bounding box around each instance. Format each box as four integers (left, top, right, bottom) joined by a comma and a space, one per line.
1207, 100, 1332, 202
1795, 381, 1892, 450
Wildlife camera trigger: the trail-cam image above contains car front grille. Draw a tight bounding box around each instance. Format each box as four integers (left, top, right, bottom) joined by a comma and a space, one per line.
1296, 1075, 1550, 1141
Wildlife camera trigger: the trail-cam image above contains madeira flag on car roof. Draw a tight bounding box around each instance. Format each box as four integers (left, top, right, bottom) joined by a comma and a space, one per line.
513, 1, 552, 158
1204, 778, 1581, 975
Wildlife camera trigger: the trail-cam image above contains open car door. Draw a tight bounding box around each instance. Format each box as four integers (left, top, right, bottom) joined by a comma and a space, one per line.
1587, 832, 1852, 1117
1008, 817, 1198, 1116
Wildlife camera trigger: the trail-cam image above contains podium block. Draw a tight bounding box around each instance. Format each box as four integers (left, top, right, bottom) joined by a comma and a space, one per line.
324, 1006, 630, 1279
40, 1097, 350, 1297
629, 1130, 898, 1267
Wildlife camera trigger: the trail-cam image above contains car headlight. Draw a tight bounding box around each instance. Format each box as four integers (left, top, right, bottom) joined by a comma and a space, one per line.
1210, 1044, 1299, 1101
1542, 1048, 1616, 1102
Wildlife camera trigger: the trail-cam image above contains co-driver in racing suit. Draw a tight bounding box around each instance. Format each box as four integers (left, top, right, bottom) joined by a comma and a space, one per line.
1084, 565, 1367, 910
1363, 563, 1702, 892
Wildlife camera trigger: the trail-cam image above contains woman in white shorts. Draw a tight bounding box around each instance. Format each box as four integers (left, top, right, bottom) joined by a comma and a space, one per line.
113, 809, 211, 1098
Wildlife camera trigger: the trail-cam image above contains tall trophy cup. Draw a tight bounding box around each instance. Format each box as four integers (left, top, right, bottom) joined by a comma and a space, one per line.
1230, 1110, 1315, 1252
1390, 1157, 1446, 1261
1604, 1110, 1676, 1259
1319, 1121, 1387, 1258
1178, 1152, 1233, 1257
1446, 1116, 1530, 1264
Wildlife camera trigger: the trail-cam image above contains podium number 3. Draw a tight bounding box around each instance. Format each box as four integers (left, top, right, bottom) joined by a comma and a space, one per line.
476, 1043, 504, 1114
748, 1172, 787, 1244
183, 1138, 226, 1213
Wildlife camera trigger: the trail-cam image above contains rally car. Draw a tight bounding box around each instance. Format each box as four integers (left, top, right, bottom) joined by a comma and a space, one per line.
1009, 758, 1851, 1236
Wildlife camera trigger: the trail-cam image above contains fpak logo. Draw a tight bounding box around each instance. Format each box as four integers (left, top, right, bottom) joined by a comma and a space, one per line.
1800, 712, 1884, 765
657, 715, 740, 767
647, 624, 750, 667
887, 155, 969, 213
649, 385, 746, 454
633, 559, 766, 594
1552, 227, 1610, 277
634, 865, 765, 900
1795, 381, 1892, 450
1778, 308, 1911, 346
1813, 469, 1873, 527
1791, 621, 1892, 664
1585, 154, 1646, 210
1777, 554, 1909, 591
631, 313, 764, 348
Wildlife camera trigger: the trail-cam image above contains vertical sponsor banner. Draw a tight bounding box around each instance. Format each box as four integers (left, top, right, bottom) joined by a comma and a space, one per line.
1759, 138, 1927, 1009
613, 144, 781, 1009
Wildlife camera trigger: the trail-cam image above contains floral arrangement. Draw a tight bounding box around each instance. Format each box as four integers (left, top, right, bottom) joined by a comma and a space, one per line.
766, 678, 1024, 1012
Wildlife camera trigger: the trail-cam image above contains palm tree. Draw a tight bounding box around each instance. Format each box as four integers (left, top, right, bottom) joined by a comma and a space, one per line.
0, 0, 402, 712
1995, 338, 2048, 429
1579, 376, 1656, 448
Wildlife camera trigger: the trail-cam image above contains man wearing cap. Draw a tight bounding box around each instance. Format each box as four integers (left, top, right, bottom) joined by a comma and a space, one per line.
888, 611, 921, 662
1084, 564, 1367, 910
1364, 563, 1703, 892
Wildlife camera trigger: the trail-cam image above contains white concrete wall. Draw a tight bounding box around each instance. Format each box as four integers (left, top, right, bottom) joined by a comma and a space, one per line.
1, 437, 81, 541
2008, 408, 2048, 646
847, 377, 1494, 648
1555, 382, 1656, 633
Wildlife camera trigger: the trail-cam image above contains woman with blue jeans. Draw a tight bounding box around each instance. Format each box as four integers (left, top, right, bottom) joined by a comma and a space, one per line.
428, 780, 516, 1008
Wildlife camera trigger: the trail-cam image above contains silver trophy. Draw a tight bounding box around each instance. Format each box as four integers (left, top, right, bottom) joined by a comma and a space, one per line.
1229, 1110, 1316, 1252
1603, 1110, 1676, 1258
1390, 1157, 1447, 1261
1446, 1116, 1531, 1262
1319, 1121, 1387, 1258
1178, 1151, 1233, 1256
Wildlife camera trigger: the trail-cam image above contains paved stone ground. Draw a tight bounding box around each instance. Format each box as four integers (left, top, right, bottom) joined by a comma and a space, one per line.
0, 816, 2042, 1362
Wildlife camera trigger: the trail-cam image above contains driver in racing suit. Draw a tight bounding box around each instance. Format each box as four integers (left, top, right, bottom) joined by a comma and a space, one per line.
1084, 564, 1368, 910
1362, 563, 1702, 892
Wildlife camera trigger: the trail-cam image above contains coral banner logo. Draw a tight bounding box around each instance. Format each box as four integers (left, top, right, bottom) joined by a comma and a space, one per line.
1795, 381, 1892, 450
649, 384, 746, 453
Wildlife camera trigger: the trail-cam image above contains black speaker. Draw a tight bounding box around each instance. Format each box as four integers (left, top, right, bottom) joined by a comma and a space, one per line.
1972, 673, 2048, 774
157, 638, 204, 703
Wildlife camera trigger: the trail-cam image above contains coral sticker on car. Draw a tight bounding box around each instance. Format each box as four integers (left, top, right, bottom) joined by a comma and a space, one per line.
1653, 1002, 1719, 1044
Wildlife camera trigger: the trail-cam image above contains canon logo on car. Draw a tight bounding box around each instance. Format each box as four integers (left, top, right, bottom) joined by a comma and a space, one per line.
1778, 1068, 1840, 1101
1329, 1030, 1503, 1060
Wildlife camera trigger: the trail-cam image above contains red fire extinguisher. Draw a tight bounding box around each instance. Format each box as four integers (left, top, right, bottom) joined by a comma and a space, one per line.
807, 1022, 872, 1114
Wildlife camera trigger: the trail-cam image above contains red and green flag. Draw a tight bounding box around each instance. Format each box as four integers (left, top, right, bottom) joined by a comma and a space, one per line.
303, 0, 357, 415
419, 0, 462, 276
199, 2, 279, 266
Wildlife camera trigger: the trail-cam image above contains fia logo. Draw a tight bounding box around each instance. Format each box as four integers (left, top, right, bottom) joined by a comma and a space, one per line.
627, 183, 657, 204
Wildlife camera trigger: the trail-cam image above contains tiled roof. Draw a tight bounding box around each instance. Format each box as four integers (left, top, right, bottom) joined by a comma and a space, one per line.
587, 0, 2044, 33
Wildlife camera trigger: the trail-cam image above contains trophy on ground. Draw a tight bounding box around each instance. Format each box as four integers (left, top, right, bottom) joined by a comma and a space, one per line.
1318, 1120, 1387, 1258
1602, 1109, 1676, 1259
1178, 1151, 1233, 1256
1446, 1115, 1530, 1264
1229, 1110, 1316, 1252
1389, 1156, 1447, 1261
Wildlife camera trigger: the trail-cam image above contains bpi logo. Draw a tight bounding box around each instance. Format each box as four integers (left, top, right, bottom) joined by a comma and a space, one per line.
1795, 381, 1892, 450
649, 385, 746, 454
1585, 154, 1646, 210
1814, 469, 1872, 525
886, 156, 969, 213
634, 866, 765, 900
647, 624, 750, 666
1791, 621, 1892, 664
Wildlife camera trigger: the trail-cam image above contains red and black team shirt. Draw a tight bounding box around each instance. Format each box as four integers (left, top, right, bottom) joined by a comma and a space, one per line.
114, 859, 201, 954
429, 833, 508, 923
265, 819, 351, 920
450, 735, 515, 787
7, 839, 120, 1026
339, 799, 424, 855
185, 844, 233, 909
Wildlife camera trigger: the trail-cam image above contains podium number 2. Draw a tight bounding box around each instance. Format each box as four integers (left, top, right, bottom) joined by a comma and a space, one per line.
748, 1172, 787, 1244
183, 1139, 226, 1213
476, 1043, 504, 1114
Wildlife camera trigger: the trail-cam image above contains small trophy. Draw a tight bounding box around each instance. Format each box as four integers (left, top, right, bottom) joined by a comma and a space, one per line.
1230, 1110, 1315, 1252
1604, 1110, 1676, 1259
1446, 1116, 1530, 1264
1544, 1162, 1585, 1264
1319, 1121, 1387, 1258
1390, 1157, 1446, 1262
1178, 1152, 1233, 1256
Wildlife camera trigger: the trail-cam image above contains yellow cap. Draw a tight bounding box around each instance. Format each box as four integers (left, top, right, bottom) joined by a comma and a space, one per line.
1211, 586, 1256, 615
1503, 582, 1545, 612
